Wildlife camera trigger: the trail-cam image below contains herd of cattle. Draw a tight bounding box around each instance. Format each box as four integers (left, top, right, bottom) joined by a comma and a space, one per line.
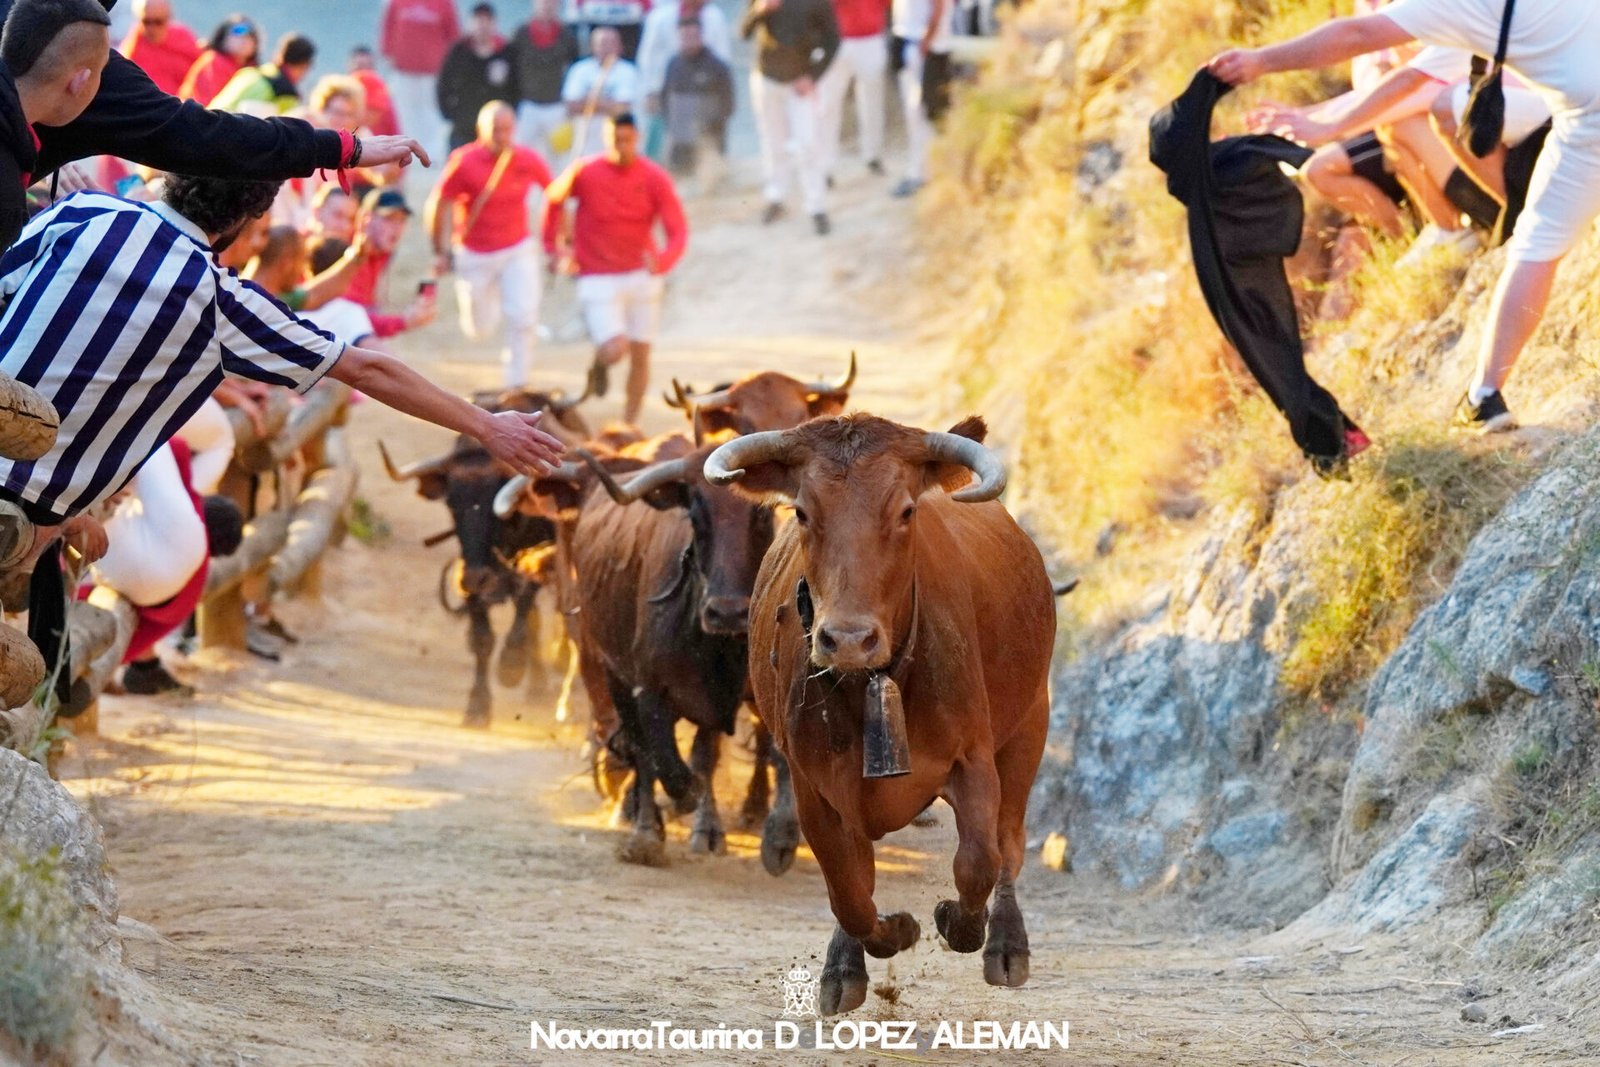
379, 360, 1059, 1015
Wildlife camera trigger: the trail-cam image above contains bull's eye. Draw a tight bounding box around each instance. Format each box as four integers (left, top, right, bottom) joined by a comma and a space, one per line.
793, 506, 809, 528
900, 505, 915, 525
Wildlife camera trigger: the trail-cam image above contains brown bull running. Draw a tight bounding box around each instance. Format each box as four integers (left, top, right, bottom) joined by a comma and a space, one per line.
706, 414, 1055, 1015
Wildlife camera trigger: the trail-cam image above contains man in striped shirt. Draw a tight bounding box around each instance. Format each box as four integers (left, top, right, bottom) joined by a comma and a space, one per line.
0, 173, 565, 565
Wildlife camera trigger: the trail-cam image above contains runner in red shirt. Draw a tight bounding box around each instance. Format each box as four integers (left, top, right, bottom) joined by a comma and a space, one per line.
426, 102, 554, 388
380, 0, 461, 155
543, 112, 688, 424
120, 0, 203, 97
818, 0, 889, 181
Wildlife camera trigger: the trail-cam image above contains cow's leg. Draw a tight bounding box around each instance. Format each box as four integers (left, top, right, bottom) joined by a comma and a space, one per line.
464, 598, 494, 727
554, 637, 580, 723
687, 726, 726, 855
935, 753, 1003, 954
637, 689, 702, 816
738, 714, 772, 830
496, 582, 537, 689
583, 641, 631, 803
983, 699, 1049, 988
760, 747, 800, 877
793, 780, 919, 1016
609, 674, 666, 866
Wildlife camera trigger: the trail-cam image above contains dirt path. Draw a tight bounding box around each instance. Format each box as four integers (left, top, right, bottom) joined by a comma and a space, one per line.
52, 172, 1559, 1067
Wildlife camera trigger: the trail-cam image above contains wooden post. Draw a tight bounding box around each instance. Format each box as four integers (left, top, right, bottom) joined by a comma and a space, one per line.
198, 509, 290, 651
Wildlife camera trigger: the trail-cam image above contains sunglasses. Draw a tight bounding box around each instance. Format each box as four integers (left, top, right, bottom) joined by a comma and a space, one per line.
142, 16, 168, 25
227, 23, 253, 35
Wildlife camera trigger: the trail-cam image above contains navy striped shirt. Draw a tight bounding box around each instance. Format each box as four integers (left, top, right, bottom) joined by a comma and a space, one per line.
0, 192, 345, 523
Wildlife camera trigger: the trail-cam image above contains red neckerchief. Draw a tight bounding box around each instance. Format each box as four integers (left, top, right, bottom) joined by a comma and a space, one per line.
529, 20, 560, 48
19, 124, 40, 188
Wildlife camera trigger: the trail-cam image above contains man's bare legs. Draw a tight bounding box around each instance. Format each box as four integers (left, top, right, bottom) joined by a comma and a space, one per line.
624, 341, 651, 425
1304, 143, 1406, 237
1472, 256, 1560, 398
1384, 115, 1467, 229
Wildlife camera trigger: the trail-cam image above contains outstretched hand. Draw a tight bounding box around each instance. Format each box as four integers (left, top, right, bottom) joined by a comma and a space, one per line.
359, 135, 432, 170
1208, 48, 1267, 86
483, 410, 567, 477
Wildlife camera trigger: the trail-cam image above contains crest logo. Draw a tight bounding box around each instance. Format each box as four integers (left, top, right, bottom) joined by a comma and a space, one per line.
781, 965, 819, 1018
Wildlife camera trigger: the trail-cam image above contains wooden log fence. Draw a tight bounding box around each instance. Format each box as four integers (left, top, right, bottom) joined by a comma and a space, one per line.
0, 377, 358, 759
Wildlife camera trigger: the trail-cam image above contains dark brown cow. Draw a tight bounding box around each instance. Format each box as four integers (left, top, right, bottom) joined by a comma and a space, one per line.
706, 414, 1055, 1014
664, 353, 856, 438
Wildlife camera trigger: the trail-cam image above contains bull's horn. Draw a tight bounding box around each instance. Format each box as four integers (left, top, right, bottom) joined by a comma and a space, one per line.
923, 431, 1008, 503
579, 448, 690, 505
379, 440, 450, 482
805, 350, 858, 396
676, 378, 734, 409
493, 475, 530, 519
691, 405, 705, 448
664, 379, 692, 410
1053, 578, 1079, 596
550, 376, 593, 414
704, 430, 791, 486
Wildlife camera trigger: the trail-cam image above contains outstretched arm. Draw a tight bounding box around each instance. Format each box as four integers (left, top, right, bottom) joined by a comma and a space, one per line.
1209, 14, 1415, 86
329, 347, 566, 475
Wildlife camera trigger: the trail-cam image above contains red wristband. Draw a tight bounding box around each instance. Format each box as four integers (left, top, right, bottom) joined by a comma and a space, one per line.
318, 129, 356, 194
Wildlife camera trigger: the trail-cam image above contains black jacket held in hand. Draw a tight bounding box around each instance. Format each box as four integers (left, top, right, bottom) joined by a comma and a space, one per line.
0, 62, 37, 253
1150, 70, 1359, 463
742, 0, 839, 85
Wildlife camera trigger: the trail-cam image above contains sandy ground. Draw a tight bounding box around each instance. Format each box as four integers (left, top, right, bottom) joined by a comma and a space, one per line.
47, 170, 1589, 1067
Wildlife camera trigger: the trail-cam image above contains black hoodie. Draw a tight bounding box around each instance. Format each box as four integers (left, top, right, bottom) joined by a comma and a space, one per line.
0, 60, 35, 250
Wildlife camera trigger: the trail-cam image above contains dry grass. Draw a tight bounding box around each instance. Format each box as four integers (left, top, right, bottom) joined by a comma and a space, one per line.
0, 846, 87, 1055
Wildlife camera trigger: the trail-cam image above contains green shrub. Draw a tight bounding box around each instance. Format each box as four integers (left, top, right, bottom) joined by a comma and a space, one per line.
0, 846, 87, 1054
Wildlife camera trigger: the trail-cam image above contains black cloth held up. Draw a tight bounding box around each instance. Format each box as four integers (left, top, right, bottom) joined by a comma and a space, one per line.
1150, 70, 1358, 463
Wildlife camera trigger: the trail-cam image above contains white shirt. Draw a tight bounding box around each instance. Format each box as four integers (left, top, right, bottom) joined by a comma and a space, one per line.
562, 56, 643, 109
892, 0, 952, 52
1384, 0, 1600, 117
1405, 45, 1472, 85
636, 2, 734, 96
303, 298, 377, 347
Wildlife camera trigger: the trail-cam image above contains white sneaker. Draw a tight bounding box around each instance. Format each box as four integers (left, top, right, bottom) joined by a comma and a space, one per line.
1396, 225, 1481, 270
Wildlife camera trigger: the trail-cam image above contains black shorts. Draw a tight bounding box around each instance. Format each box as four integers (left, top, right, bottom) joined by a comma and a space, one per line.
1342, 132, 1408, 208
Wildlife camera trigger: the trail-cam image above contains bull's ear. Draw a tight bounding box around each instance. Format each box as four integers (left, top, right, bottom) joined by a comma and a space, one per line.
527, 479, 585, 519
418, 470, 448, 500
698, 405, 740, 439
924, 416, 990, 495
726, 458, 801, 503
804, 390, 849, 418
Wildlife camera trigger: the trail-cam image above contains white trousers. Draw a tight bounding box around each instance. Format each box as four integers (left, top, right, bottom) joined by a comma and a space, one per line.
454, 238, 544, 387
93, 446, 207, 608
390, 71, 446, 164
576, 270, 664, 345
817, 35, 888, 175
176, 398, 235, 495
897, 42, 933, 183
750, 71, 827, 215
517, 101, 569, 172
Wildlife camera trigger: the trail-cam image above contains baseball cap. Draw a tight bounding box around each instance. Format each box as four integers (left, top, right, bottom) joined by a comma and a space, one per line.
362, 188, 412, 216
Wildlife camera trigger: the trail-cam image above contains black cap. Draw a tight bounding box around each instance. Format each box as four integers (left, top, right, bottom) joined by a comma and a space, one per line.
362, 187, 412, 216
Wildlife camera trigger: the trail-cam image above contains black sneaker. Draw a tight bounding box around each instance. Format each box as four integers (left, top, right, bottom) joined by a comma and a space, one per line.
122, 659, 193, 697
760, 202, 786, 225
866, 159, 885, 176
1453, 390, 1516, 433
812, 213, 831, 236
260, 616, 299, 644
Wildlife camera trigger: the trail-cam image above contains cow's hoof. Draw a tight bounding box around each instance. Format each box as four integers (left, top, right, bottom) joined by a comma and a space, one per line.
688, 828, 726, 855
618, 831, 668, 867
667, 774, 705, 817
464, 687, 491, 727
983, 946, 1030, 988
495, 645, 529, 688
820, 929, 867, 1016
934, 900, 987, 954
863, 911, 920, 959
760, 813, 799, 876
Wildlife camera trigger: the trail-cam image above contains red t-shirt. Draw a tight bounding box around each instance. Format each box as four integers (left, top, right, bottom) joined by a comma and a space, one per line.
832, 0, 889, 38
119, 24, 204, 96
381, 0, 461, 74
437, 144, 553, 253
542, 155, 688, 276
179, 50, 242, 104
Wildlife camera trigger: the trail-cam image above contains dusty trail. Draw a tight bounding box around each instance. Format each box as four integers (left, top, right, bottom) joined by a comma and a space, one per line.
54, 171, 1546, 1067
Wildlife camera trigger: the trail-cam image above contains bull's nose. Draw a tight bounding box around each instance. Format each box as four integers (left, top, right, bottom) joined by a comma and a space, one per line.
700, 596, 750, 634
813, 621, 886, 671
461, 566, 498, 597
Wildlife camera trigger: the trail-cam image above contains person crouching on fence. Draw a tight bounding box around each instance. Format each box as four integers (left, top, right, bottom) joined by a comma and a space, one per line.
0, 174, 567, 681
424, 100, 553, 388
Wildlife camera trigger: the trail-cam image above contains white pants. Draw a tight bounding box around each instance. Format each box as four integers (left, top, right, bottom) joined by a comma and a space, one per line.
897, 42, 934, 182
93, 446, 206, 608
751, 71, 827, 215
454, 239, 544, 387
1447, 82, 1552, 147
817, 35, 888, 175
517, 101, 569, 171
176, 398, 235, 495
577, 270, 664, 345
390, 70, 446, 164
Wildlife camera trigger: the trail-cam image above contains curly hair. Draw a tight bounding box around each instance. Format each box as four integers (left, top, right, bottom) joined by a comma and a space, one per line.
160, 174, 281, 239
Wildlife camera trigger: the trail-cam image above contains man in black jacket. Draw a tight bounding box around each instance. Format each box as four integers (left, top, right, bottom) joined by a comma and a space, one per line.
742, 0, 838, 234
437, 3, 515, 151
0, 0, 431, 253
508, 0, 579, 163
